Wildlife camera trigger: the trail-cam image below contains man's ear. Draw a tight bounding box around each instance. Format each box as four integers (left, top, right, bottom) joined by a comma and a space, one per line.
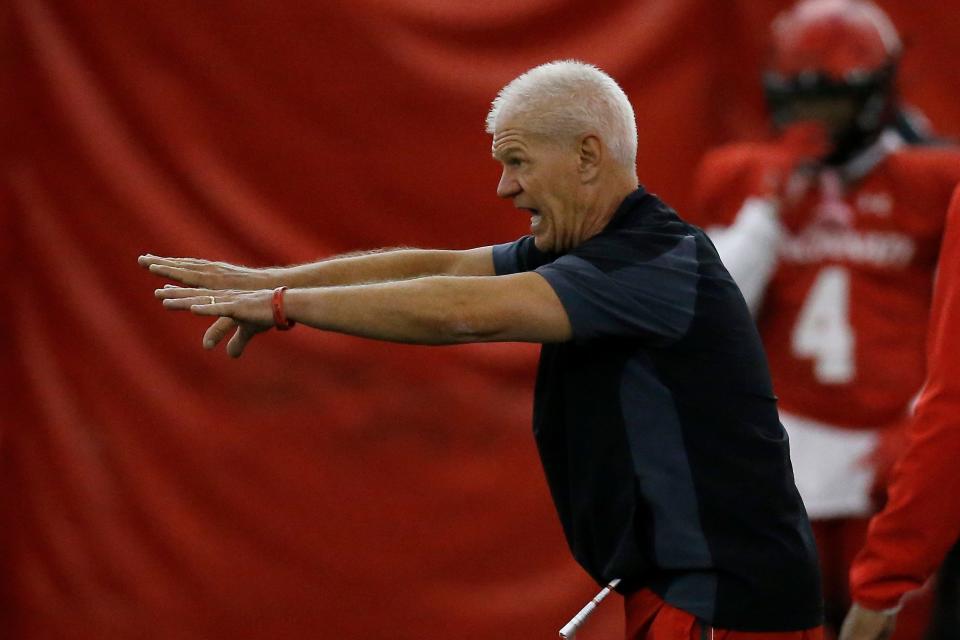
577, 134, 602, 182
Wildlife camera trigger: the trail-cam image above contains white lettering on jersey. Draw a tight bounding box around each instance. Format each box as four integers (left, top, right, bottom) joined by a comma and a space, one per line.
791, 267, 854, 384
779, 229, 914, 268
856, 192, 893, 217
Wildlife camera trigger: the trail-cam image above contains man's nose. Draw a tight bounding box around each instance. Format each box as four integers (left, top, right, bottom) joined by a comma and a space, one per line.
496, 169, 521, 199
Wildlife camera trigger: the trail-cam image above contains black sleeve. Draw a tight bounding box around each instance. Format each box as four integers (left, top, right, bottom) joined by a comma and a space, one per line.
492, 236, 557, 275
535, 231, 700, 345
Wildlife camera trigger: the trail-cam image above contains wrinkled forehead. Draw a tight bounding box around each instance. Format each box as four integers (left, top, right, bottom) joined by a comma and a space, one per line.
490, 103, 574, 157
491, 108, 538, 153
491, 125, 530, 155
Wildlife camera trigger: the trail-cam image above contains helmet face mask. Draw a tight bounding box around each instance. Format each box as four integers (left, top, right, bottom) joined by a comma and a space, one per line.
764, 0, 901, 164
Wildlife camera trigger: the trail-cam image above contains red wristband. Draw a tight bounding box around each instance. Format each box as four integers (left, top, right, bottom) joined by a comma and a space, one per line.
271, 286, 296, 330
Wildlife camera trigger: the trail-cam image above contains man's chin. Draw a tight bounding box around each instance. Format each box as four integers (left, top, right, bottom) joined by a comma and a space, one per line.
532, 236, 553, 253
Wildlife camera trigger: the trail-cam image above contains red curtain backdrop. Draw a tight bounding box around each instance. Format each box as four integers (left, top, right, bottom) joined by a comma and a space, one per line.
3, 1, 959, 638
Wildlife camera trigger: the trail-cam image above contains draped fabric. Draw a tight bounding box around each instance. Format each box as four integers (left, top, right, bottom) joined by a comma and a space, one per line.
3, 1, 958, 638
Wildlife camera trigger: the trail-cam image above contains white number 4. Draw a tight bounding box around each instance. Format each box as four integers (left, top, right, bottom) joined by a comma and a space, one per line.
791, 266, 855, 384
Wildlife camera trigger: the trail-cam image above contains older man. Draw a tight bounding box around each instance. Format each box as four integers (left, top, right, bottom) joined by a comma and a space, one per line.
142, 60, 823, 638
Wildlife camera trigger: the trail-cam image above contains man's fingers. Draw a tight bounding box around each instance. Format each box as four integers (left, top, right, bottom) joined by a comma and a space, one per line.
839, 605, 897, 640
190, 302, 233, 317
203, 317, 237, 350
139, 254, 174, 268
140, 255, 190, 268
162, 295, 223, 310
140, 254, 218, 267
156, 286, 219, 299
148, 264, 203, 285
226, 330, 247, 358
226, 324, 260, 358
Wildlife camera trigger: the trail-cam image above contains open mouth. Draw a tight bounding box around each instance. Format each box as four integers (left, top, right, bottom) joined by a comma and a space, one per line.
517, 206, 541, 231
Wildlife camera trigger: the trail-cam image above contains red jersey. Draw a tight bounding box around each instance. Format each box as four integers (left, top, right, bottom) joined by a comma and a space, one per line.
691, 139, 960, 428
850, 185, 960, 609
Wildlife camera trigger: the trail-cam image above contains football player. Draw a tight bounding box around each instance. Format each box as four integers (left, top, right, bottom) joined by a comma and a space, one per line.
689, 1, 960, 636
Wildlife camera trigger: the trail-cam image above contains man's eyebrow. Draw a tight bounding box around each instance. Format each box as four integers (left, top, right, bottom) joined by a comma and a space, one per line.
492, 144, 524, 160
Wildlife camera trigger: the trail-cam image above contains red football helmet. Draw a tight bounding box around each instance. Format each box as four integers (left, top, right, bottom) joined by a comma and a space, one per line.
763, 0, 902, 162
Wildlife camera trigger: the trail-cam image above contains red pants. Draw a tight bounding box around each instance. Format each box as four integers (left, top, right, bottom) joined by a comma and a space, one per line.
625, 589, 824, 640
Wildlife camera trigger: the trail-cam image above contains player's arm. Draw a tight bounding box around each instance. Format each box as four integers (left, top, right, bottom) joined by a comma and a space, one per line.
692, 125, 828, 314
157, 271, 571, 356
690, 149, 783, 315
139, 246, 496, 289
840, 186, 960, 640
703, 198, 783, 314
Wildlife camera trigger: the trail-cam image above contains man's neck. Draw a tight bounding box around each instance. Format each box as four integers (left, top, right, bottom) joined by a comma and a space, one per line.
577, 172, 639, 242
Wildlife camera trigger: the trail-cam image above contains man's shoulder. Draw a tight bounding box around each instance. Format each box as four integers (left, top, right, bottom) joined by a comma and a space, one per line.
601, 192, 693, 241
690, 142, 779, 226
867, 145, 960, 213
696, 141, 780, 184
884, 143, 960, 180
571, 219, 704, 285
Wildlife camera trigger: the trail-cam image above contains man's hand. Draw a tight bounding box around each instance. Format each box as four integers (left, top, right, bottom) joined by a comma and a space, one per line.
139, 254, 277, 290
754, 122, 830, 223
156, 286, 275, 358
839, 603, 897, 640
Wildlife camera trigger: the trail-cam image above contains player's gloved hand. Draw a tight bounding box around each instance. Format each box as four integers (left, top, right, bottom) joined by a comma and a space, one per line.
139, 254, 280, 290
756, 121, 832, 232
839, 603, 897, 640
156, 286, 276, 358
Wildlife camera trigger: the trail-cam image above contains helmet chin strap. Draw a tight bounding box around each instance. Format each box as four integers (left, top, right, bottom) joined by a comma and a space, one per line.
824, 91, 896, 165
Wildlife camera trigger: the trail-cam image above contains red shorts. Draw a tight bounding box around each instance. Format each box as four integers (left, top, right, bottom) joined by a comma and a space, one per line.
625, 588, 824, 640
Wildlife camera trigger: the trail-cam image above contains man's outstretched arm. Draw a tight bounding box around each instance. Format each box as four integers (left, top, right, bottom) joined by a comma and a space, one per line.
156, 270, 572, 356
139, 246, 496, 290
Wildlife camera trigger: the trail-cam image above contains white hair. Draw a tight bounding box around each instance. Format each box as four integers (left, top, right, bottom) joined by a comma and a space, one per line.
485, 60, 638, 169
